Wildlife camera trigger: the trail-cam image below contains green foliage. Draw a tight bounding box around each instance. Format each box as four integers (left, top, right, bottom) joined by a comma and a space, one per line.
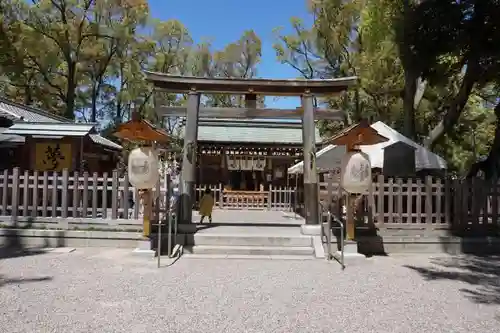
273, 0, 499, 174
0, 0, 262, 130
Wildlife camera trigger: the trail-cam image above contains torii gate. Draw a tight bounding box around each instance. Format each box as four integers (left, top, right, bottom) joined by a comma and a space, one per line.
144, 72, 357, 236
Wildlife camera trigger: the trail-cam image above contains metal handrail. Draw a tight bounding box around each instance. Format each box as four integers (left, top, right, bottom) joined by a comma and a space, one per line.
326, 210, 345, 269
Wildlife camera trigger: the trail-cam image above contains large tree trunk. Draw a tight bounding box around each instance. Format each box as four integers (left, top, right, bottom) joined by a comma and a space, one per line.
423, 63, 478, 148
403, 70, 426, 140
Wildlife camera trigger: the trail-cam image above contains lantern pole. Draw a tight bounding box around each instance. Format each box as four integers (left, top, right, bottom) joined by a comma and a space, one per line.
345, 141, 356, 241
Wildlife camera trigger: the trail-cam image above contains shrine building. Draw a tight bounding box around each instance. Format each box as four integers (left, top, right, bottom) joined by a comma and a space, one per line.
182, 118, 322, 191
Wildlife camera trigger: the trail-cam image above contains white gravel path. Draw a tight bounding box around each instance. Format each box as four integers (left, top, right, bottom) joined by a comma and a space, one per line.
1, 249, 500, 333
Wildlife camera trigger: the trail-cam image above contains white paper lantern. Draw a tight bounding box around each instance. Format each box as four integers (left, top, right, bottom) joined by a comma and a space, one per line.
128, 147, 160, 189
340, 151, 372, 193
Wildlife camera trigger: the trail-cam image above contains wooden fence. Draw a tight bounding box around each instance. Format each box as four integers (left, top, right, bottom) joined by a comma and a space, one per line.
0, 168, 498, 232
194, 184, 297, 210
319, 175, 500, 232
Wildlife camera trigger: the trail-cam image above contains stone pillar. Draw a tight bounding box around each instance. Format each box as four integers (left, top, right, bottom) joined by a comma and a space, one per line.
179, 91, 200, 232
301, 93, 320, 235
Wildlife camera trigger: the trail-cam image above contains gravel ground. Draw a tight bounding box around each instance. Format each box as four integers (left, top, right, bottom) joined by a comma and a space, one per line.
1, 249, 500, 333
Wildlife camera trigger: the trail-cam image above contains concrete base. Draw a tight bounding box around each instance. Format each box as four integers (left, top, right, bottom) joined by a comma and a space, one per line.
333, 251, 367, 265
132, 239, 155, 258
177, 223, 197, 234
301, 224, 322, 236
333, 241, 367, 266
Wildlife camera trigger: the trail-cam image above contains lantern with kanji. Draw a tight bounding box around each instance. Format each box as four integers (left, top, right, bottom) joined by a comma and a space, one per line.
128, 147, 160, 189
340, 151, 372, 194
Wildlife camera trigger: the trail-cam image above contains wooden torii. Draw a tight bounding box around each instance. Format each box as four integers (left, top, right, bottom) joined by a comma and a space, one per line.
145, 72, 357, 236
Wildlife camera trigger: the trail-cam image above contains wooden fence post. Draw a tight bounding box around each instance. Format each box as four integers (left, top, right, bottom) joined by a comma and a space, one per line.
396, 178, 403, 223
32, 170, 39, 217
11, 167, 20, 224
1, 169, 8, 216
42, 171, 48, 217
61, 169, 69, 218
387, 178, 394, 224
425, 176, 433, 227
72, 171, 79, 218
92, 172, 98, 218
435, 178, 442, 225
267, 185, 272, 210
415, 177, 422, 224
219, 183, 223, 208
123, 173, 129, 219
102, 172, 108, 218
376, 174, 384, 226
82, 172, 89, 218
406, 177, 413, 224
51, 172, 58, 217
111, 170, 118, 220
22, 170, 29, 217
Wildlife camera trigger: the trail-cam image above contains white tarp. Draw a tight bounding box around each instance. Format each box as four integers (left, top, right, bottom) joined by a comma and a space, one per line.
287, 145, 346, 174
287, 121, 447, 174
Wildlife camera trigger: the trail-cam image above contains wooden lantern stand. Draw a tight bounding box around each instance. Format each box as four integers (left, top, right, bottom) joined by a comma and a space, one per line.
325, 120, 388, 243
113, 112, 172, 255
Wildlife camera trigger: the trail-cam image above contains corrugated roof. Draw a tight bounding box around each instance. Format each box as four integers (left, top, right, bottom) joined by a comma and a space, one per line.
180, 118, 321, 144
0, 98, 69, 123
4, 122, 95, 137
89, 134, 122, 150
288, 121, 447, 171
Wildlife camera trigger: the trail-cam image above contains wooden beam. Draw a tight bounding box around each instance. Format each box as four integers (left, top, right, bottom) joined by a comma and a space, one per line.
156, 106, 344, 120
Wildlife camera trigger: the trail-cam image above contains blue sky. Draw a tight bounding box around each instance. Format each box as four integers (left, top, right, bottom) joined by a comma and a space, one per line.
148, 0, 313, 109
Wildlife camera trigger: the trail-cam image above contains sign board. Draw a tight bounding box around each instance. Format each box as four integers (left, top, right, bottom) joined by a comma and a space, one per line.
35, 143, 72, 171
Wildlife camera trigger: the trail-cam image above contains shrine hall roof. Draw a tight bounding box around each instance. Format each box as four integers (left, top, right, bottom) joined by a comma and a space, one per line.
180, 119, 322, 145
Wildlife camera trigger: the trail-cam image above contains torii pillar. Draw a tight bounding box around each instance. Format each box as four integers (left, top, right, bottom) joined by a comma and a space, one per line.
178, 90, 200, 231
300, 92, 320, 235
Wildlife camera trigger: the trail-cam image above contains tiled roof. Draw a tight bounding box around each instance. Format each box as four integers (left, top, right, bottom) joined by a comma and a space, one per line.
0, 98, 121, 150
181, 119, 322, 144
0, 98, 69, 123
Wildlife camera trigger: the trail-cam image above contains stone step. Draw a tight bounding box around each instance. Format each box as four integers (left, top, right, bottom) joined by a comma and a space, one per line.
183, 245, 315, 257
182, 254, 315, 260
188, 234, 312, 247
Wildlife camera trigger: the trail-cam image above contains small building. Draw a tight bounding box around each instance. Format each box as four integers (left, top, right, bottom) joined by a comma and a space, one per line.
184, 118, 322, 191
288, 121, 447, 178
0, 98, 122, 172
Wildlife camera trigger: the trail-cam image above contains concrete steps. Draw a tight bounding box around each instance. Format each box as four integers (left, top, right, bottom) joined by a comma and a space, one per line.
184, 245, 314, 256
181, 226, 315, 259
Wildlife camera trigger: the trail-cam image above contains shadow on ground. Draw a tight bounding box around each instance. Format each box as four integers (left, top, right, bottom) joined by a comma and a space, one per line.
0, 226, 51, 260
0, 274, 52, 288
405, 255, 500, 305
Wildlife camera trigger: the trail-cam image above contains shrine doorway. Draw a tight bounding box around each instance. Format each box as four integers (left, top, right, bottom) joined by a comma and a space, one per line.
229, 170, 264, 191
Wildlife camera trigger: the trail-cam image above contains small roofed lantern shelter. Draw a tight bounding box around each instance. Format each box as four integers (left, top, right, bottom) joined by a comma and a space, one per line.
145, 72, 357, 235
113, 112, 171, 238
324, 120, 389, 240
